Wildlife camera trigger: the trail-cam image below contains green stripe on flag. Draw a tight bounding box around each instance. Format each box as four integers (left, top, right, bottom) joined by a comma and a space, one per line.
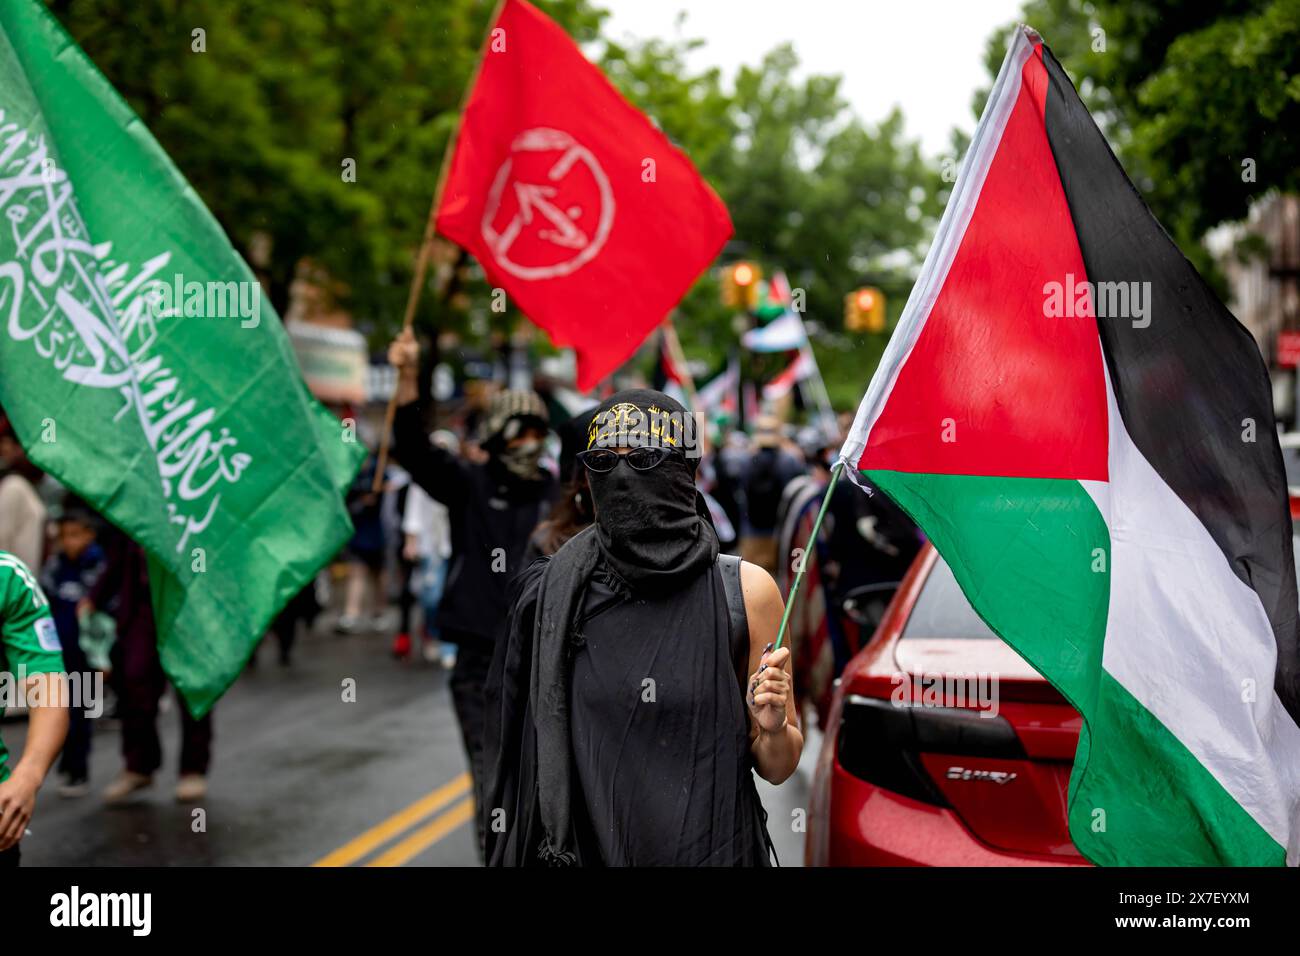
866, 469, 1110, 698
1078, 671, 1284, 866
864, 469, 1283, 865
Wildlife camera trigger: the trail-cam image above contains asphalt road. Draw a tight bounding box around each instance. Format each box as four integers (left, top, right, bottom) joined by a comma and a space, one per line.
7, 612, 818, 867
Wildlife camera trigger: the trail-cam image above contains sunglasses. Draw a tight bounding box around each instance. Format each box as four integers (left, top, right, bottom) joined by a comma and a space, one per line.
576, 446, 681, 474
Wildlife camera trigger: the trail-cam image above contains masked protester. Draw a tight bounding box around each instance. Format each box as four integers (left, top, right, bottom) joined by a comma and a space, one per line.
483, 389, 802, 866
387, 330, 556, 858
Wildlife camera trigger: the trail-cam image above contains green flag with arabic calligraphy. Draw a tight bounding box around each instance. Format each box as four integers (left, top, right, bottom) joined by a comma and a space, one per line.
0, 0, 363, 715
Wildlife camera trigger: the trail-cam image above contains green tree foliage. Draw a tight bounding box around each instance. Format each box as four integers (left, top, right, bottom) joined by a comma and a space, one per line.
600, 37, 947, 406
978, 0, 1300, 261
48, 0, 945, 409
46, 0, 602, 325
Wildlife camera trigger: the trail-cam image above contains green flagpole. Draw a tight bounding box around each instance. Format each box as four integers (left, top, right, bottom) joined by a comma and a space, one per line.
774, 459, 845, 651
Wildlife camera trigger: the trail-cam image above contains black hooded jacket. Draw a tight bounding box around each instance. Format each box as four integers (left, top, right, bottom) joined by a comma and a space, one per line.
393, 401, 556, 643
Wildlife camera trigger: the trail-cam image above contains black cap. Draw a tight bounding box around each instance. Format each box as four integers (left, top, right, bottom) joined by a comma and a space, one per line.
585, 388, 700, 461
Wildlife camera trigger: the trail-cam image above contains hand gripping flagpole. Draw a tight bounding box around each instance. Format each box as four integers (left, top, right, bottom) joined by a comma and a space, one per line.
773, 459, 845, 651
372, 0, 508, 492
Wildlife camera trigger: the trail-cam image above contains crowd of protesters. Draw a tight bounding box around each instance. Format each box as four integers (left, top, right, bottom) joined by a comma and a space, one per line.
0, 350, 921, 865
382, 331, 924, 865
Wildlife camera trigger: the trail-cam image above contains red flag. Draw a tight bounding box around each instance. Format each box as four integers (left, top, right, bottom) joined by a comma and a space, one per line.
435, 0, 733, 390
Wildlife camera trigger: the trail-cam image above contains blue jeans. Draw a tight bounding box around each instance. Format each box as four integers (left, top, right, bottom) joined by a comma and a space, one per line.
416, 556, 452, 648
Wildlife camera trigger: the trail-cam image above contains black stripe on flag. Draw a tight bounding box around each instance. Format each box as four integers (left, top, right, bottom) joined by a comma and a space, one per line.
1039, 46, 1300, 723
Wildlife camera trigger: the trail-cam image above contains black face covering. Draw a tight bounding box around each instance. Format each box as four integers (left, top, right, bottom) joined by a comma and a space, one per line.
584, 389, 717, 594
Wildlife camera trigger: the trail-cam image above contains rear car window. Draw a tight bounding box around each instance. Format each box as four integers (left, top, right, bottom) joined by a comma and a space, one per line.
901, 555, 998, 640
909, 533, 1300, 641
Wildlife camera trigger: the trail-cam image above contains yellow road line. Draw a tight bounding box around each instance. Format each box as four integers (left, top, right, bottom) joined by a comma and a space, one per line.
312, 772, 471, 867
364, 796, 475, 867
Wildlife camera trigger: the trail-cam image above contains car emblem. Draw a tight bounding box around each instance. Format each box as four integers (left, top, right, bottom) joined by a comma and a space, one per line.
945, 766, 1018, 785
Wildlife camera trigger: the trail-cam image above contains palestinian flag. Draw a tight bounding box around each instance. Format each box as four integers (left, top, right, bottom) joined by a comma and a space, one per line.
696, 359, 739, 417
840, 26, 1300, 866
763, 350, 814, 401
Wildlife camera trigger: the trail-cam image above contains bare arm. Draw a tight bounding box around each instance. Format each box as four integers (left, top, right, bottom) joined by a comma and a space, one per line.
740, 561, 803, 784
0, 672, 69, 850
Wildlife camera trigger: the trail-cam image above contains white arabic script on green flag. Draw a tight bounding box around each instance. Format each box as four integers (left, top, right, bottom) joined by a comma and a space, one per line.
0, 0, 363, 714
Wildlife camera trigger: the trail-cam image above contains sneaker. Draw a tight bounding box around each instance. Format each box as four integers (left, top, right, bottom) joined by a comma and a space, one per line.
335, 615, 364, 634
420, 639, 440, 664
391, 632, 412, 659
103, 770, 152, 804
175, 774, 207, 803
440, 645, 458, 671
58, 776, 90, 799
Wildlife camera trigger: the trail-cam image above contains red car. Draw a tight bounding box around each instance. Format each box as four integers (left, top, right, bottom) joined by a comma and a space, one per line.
808, 494, 1300, 866
806, 544, 1088, 866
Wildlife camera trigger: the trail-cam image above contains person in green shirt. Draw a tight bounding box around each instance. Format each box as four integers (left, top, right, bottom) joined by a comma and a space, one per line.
0, 550, 69, 866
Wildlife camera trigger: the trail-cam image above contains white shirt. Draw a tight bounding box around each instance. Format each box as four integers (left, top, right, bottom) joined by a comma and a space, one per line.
402, 483, 451, 561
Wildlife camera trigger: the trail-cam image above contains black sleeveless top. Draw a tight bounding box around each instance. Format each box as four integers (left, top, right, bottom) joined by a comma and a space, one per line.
568, 562, 773, 866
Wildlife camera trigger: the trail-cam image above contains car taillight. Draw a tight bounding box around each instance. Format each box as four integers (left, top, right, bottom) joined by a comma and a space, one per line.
836, 695, 1026, 806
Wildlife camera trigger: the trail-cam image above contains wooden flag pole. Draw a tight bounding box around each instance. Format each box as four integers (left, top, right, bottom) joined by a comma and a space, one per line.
773, 459, 844, 651
372, 0, 507, 492
372, 197, 440, 492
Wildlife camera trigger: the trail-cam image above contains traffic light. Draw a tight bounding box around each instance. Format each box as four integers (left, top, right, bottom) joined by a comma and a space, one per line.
844, 286, 886, 333
722, 261, 762, 312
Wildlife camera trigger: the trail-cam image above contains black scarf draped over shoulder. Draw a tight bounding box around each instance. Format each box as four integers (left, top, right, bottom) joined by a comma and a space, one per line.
483, 524, 772, 866
483, 527, 599, 866
484, 388, 773, 866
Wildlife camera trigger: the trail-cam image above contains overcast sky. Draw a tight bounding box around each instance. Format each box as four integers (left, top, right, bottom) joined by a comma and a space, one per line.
599, 0, 1028, 157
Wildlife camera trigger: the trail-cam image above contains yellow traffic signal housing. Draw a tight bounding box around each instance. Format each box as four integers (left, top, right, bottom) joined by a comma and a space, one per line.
844, 286, 886, 332
722, 261, 762, 312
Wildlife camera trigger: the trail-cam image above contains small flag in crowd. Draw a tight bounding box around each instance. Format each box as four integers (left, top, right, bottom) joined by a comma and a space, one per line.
762, 351, 814, 401
0, 1, 363, 715
742, 311, 806, 352
695, 360, 740, 418
840, 26, 1300, 865
435, 0, 733, 390
768, 270, 793, 308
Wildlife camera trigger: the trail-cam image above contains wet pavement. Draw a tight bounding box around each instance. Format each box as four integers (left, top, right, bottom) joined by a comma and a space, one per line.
7, 614, 817, 867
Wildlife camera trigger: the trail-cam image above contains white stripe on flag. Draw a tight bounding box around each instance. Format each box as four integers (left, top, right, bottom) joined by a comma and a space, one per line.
1083, 366, 1300, 864
839, 26, 1038, 477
